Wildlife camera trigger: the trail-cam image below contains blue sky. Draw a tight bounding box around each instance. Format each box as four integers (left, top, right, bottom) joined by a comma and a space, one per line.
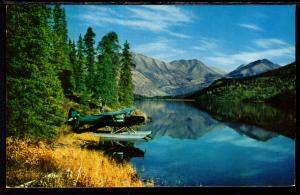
64, 5, 295, 72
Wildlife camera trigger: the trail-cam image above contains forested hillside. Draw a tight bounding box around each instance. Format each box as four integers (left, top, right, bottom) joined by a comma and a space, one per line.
191, 62, 295, 110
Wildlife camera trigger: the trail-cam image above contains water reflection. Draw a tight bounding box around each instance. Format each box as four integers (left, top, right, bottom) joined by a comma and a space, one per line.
86, 139, 146, 162
227, 123, 278, 141
135, 100, 295, 141
135, 100, 225, 139
85, 100, 294, 185
130, 100, 295, 186
192, 100, 295, 139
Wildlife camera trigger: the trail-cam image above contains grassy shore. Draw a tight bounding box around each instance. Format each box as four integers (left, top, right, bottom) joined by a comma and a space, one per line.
7, 125, 153, 187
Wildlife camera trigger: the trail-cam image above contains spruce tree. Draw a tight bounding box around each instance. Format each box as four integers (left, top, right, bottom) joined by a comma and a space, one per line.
76, 34, 88, 94
68, 40, 77, 92
52, 5, 74, 95
118, 41, 134, 106
95, 51, 114, 105
83, 27, 96, 94
6, 4, 64, 139
52, 5, 69, 70
102, 32, 121, 80
95, 32, 120, 106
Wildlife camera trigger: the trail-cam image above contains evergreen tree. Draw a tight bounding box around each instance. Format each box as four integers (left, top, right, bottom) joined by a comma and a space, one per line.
52, 5, 74, 95
83, 27, 96, 94
52, 5, 69, 70
68, 40, 77, 92
95, 51, 114, 105
99, 32, 121, 80
95, 32, 120, 106
6, 4, 64, 139
118, 41, 134, 106
76, 34, 88, 94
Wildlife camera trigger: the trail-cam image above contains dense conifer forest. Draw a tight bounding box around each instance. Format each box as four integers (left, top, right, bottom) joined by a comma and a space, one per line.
6, 4, 134, 139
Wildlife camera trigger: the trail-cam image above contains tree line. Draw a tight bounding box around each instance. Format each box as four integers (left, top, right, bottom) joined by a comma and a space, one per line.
69, 27, 134, 107
6, 4, 134, 138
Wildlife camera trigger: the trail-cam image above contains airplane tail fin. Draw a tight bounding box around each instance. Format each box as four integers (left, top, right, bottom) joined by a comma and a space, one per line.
66, 108, 79, 122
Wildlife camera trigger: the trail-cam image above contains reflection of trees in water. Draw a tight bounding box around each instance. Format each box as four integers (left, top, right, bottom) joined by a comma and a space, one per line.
193, 101, 295, 139
86, 140, 145, 163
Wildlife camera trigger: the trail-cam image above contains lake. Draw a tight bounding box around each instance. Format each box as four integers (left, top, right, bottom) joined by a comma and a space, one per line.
106, 100, 295, 186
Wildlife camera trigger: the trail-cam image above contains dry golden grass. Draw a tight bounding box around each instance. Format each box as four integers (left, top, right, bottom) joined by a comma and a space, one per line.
53, 132, 153, 187
52, 147, 149, 187
55, 132, 99, 147
6, 137, 60, 187
6, 134, 153, 187
6, 137, 51, 167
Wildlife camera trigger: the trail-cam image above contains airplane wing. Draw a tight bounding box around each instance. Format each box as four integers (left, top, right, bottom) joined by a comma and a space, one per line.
93, 108, 136, 116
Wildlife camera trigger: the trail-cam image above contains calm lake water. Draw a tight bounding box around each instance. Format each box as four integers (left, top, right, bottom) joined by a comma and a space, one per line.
97, 100, 295, 186
125, 100, 295, 186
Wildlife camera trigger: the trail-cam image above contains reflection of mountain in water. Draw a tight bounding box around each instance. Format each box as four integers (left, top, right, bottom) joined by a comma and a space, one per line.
226, 123, 278, 141
192, 101, 295, 140
135, 100, 225, 139
134, 100, 294, 142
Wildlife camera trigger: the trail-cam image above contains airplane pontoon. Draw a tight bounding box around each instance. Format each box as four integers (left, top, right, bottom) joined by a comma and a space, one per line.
67, 107, 152, 140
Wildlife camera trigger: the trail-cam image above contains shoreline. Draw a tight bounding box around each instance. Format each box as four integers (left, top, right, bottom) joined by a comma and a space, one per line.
6, 130, 153, 187
135, 98, 196, 102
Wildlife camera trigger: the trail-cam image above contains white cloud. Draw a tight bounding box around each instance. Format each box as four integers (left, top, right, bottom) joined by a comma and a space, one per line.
204, 46, 295, 71
233, 47, 294, 61
129, 5, 192, 23
132, 39, 185, 61
253, 13, 268, 19
254, 38, 288, 48
166, 31, 191, 39
239, 23, 263, 31
231, 138, 293, 154
206, 134, 236, 143
84, 5, 117, 15
79, 5, 192, 39
192, 38, 219, 51
133, 41, 167, 54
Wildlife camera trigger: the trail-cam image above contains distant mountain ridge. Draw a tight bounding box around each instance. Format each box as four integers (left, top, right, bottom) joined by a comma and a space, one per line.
131, 54, 284, 98
131, 53, 223, 97
226, 59, 280, 78
169, 59, 223, 82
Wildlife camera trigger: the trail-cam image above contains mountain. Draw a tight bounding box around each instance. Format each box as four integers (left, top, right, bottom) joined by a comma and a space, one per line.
169, 59, 223, 81
131, 53, 223, 97
189, 62, 296, 110
209, 66, 228, 75
226, 59, 280, 78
